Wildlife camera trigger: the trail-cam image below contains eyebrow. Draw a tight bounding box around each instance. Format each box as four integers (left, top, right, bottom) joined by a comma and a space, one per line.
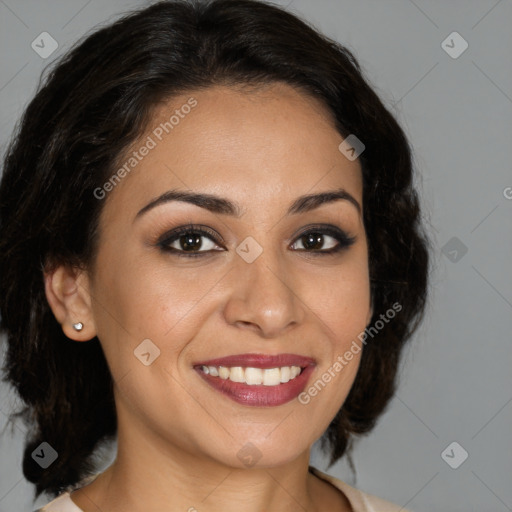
135, 187, 361, 221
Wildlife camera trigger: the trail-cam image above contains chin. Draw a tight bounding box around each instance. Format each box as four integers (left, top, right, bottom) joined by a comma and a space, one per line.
204, 432, 310, 471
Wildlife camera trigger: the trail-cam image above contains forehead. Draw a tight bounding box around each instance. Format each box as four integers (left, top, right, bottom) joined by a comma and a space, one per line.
102, 83, 363, 221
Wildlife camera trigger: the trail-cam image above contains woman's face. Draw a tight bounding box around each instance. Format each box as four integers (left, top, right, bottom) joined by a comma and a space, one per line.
83, 83, 372, 468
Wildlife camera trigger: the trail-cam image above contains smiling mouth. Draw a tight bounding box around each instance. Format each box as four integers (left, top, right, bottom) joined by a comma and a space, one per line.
193, 353, 316, 407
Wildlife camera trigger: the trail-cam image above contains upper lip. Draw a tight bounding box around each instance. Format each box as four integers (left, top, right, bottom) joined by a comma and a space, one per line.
193, 353, 316, 369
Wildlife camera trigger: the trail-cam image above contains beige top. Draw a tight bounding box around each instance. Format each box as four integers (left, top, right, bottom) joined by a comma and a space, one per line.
36, 466, 411, 512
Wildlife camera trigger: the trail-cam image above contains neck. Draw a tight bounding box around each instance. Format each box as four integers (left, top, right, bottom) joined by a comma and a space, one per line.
69, 406, 351, 512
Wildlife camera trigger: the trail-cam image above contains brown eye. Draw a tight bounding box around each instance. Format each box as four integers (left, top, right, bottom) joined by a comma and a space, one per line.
290, 225, 356, 254
176, 233, 208, 252
158, 225, 224, 257
296, 232, 333, 251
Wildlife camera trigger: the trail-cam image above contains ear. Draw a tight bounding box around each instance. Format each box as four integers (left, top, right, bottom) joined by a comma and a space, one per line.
44, 265, 97, 341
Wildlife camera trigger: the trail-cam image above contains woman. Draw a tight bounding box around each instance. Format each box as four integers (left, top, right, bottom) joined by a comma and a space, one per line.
0, 1, 430, 510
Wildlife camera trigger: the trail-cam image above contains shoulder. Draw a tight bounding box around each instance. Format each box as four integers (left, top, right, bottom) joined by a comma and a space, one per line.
33, 491, 83, 511
309, 466, 412, 512
33, 473, 100, 512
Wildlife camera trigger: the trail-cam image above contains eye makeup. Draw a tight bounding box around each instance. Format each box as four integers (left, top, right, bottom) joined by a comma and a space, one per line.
156, 223, 356, 259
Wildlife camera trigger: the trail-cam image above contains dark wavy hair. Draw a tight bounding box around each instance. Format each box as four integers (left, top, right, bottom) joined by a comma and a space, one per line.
0, 0, 430, 499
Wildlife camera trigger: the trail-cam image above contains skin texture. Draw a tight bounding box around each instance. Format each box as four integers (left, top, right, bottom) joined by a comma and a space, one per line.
44, 83, 372, 512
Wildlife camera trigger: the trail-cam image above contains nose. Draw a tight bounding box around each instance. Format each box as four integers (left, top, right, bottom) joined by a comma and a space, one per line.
222, 248, 306, 339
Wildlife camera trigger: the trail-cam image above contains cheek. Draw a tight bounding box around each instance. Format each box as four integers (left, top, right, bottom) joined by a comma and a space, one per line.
319, 279, 369, 385
324, 274, 371, 349
296, 248, 371, 416
306, 246, 371, 346
89, 247, 224, 377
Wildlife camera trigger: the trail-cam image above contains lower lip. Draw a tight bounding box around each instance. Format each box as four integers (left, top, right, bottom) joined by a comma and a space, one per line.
195, 365, 315, 407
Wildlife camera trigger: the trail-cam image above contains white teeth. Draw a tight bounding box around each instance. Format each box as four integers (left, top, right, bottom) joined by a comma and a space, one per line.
229, 366, 245, 383
245, 367, 263, 385
218, 366, 230, 379
201, 365, 303, 386
263, 368, 281, 386
280, 366, 291, 383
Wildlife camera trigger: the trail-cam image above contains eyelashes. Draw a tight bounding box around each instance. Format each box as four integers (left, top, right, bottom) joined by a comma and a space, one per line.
156, 223, 356, 259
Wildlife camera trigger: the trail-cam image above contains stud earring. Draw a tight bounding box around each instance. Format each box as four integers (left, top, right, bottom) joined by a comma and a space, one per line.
72, 322, 84, 331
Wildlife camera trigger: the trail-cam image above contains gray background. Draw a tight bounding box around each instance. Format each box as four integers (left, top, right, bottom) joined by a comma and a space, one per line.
0, 1, 511, 511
